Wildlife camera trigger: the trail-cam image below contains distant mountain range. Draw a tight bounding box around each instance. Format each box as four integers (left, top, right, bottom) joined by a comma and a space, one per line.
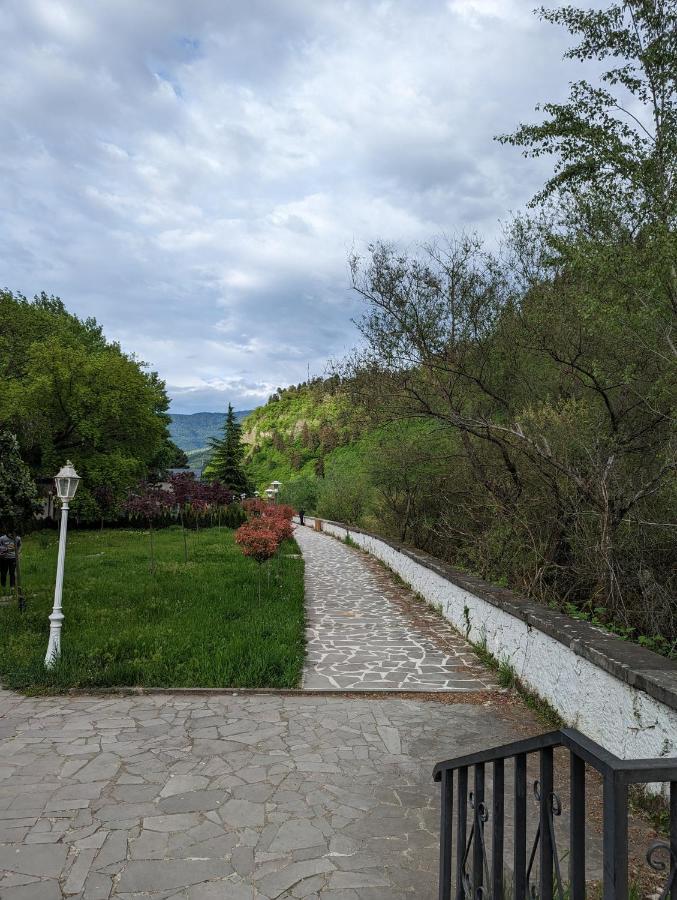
169, 410, 254, 452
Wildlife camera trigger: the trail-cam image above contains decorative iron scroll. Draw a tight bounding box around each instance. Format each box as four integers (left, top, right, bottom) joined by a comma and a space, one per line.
525, 780, 564, 900
460, 791, 490, 898
458, 781, 566, 900
647, 840, 677, 900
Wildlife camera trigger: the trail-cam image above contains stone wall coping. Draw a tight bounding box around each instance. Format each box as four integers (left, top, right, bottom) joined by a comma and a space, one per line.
303, 516, 677, 713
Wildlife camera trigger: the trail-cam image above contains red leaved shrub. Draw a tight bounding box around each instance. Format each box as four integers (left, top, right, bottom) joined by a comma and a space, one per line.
235, 522, 280, 563
266, 517, 293, 542
237, 498, 295, 562
263, 504, 295, 522
242, 499, 267, 518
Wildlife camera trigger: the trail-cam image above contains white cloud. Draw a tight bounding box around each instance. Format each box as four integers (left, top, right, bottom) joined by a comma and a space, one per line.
0, 0, 584, 411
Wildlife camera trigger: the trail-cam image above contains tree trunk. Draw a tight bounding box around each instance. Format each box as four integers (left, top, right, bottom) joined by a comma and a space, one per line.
149, 522, 155, 572
14, 535, 25, 613
400, 494, 412, 543
596, 472, 626, 624
180, 511, 188, 563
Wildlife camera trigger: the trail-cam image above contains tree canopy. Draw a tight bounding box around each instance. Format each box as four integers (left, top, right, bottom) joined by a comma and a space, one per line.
0, 429, 38, 530
0, 290, 177, 522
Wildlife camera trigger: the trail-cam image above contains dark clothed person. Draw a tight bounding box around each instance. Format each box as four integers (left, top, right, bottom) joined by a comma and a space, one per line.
0, 534, 20, 590
299, 509, 305, 525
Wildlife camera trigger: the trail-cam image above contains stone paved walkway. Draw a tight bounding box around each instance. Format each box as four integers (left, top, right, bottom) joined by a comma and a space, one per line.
295, 526, 495, 692
0, 689, 533, 900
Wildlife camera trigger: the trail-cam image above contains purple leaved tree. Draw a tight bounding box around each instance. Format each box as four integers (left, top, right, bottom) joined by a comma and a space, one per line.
207, 482, 235, 528
123, 484, 171, 572
168, 472, 197, 562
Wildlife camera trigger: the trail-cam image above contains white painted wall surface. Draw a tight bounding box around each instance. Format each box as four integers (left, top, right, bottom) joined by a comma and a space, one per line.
299, 517, 677, 791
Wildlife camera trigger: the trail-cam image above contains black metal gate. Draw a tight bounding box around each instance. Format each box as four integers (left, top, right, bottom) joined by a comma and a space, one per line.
434, 728, 677, 899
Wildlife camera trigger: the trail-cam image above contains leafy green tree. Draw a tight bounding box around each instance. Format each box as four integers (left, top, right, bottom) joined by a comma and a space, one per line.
167, 442, 189, 469
204, 404, 249, 492
498, 2, 676, 221
0, 291, 176, 522
497, 1, 676, 357
342, 1, 677, 642
280, 476, 318, 513
0, 430, 38, 529
316, 470, 370, 526
496, 1, 677, 623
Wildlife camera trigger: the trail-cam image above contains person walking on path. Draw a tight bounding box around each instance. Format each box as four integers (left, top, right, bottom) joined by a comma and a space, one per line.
298, 508, 305, 526
0, 530, 21, 592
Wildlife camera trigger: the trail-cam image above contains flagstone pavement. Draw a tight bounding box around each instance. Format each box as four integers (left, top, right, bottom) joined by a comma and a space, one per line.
0, 689, 533, 900
295, 525, 495, 692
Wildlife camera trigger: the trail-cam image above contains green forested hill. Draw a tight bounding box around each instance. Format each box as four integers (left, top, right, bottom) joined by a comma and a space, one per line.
241, 380, 441, 537
241, 380, 365, 495
169, 410, 254, 452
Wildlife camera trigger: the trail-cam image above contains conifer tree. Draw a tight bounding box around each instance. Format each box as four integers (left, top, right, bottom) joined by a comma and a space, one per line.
204, 405, 249, 493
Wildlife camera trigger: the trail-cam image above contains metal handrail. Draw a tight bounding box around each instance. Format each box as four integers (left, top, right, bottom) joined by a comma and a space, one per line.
434, 728, 677, 783
433, 730, 563, 779
434, 728, 677, 900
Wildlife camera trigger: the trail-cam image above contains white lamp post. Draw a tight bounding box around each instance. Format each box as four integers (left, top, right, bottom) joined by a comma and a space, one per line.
271, 480, 282, 503
45, 461, 80, 668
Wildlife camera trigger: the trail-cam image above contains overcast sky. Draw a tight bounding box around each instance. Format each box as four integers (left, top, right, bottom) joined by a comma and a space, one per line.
1, 0, 584, 413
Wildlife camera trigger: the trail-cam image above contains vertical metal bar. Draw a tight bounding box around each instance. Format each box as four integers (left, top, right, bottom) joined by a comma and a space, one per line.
492, 758, 504, 900
670, 781, 676, 900
439, 769, 453, 900
539, 747, 554, 900
456, 767, 468, 900
514, 753, 527, 900
602, 772, 628, 900
569, 752, 586, 900
473, 763, 485, 896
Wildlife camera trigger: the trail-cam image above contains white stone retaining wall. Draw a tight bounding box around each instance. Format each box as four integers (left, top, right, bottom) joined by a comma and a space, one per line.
298, 516, 677, 790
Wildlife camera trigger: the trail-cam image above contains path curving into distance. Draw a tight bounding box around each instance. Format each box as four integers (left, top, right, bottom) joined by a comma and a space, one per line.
294, 524, 496, 692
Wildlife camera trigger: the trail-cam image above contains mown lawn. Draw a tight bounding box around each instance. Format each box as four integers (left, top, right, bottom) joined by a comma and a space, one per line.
0, 525, 305, 691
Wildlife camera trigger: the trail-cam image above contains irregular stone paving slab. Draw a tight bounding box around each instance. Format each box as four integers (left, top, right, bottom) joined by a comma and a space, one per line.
0, 689, 548, 900
295, 525, 496, 691
0, 689, 619, 899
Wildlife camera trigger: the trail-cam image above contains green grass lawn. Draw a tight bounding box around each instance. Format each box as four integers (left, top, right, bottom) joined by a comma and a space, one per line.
0, 525, 305, 692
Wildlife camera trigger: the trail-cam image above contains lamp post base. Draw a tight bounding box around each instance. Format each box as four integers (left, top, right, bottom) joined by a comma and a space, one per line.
45, 611, 63, 668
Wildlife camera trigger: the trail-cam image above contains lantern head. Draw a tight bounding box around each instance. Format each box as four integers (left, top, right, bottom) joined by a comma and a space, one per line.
54, 461, 81, 502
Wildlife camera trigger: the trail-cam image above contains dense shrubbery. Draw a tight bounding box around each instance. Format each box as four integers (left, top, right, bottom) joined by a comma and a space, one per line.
0, 430, 39, 529
235, 521, 281, 564
236, 502, 295, 561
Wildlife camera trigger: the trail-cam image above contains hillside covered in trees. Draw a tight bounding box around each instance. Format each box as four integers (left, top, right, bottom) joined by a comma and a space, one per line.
242, 378, 363, 491
246, 2, 677, 657
0, 290, 182, 523
169, 410, 254, 453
